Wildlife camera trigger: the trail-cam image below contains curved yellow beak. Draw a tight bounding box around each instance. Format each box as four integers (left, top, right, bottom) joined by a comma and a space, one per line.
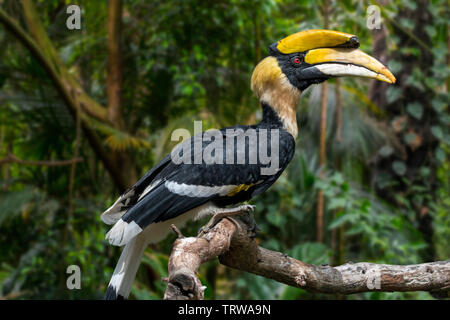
275, 29, 396, 84
276, 29, 359, 53
305, 48, 396, 84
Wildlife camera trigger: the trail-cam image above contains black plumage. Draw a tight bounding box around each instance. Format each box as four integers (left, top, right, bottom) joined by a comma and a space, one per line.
111, 103, 295, 234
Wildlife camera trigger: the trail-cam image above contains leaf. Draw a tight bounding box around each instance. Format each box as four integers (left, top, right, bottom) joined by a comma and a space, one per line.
425, 25, 436, 38
264, 239, 281, 251
376, 172, 393, 189
0, 189, 36, 226
399, 18, 414, 30
404, 132, 422, 150
430, 126, 444, 141
92, 119, 150, 151
392, 161, 407, 176
387, 60, 402, 74
266, 211, 285, 227
409, 241, 428, 250
392, 116, 407, 132
344, 225, 362, 236
439, 114, 450, 125
386, 87, 402, 104
435, 147, 446, 163
328, 213, 352, 229
420, 167, 430, 177
403, 0, 417, 10
290, 242, 329, 265
142, 251, 168, 278
379, 145, 394, 157
279, 285, 305, 300
406, 102, 423, 120
431, 99, 446, 113
328, 198, 346, 210
331, 172, 345, 185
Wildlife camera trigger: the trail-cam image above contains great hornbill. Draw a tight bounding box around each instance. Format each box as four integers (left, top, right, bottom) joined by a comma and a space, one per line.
102, 29, 395, 299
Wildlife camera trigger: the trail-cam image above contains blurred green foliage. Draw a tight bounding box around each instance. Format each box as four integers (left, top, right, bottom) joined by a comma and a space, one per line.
0, 0, 448, 300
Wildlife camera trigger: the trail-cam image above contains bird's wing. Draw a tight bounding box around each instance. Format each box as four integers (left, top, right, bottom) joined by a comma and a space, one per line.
100, 154, 172, 225
105, 127, 295, 246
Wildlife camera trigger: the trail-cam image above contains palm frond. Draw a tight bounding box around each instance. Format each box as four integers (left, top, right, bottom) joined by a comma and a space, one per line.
90, 119, 150, 151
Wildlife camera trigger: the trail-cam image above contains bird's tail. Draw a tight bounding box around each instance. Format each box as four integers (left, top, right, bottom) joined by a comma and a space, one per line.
104, 233, 147, 300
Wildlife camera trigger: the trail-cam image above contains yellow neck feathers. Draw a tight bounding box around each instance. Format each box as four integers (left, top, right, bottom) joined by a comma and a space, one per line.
251, 57, 301, 138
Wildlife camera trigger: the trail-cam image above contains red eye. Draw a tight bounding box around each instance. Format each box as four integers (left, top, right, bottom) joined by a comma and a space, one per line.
293, 57, 302, 64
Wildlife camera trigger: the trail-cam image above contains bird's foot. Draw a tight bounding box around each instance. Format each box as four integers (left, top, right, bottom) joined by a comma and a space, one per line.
197, 204, 256, 237
239, 210, 261, 239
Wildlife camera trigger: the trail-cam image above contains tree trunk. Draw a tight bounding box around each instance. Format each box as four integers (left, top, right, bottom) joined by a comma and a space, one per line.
106, 0, 137, 186
316, 0, 329, 243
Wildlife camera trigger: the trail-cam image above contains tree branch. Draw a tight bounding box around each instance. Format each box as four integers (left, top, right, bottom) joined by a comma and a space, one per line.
164, 215, 450, 300
0, 3, 129, 191
0, 154, 83, 167
20, 0, 108, 123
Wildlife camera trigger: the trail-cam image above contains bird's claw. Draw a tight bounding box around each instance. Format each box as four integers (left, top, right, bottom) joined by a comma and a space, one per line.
239, 210, 260, 238
197, 204, 256, 237
242, 204, 256, 213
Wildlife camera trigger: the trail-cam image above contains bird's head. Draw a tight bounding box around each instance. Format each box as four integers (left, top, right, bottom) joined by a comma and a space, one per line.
251, 29, 396, 137
252, 29, 396, 95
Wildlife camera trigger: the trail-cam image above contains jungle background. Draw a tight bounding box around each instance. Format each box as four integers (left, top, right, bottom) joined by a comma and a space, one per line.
0, 0, 448, 300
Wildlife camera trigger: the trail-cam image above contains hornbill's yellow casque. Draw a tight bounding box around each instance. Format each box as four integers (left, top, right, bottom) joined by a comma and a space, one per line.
102, 29, 395, 299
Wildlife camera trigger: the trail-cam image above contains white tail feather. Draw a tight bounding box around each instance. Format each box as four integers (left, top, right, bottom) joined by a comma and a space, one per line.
105, 233, 147, 299
101, 189, 135, 225
106, 219, 143, 246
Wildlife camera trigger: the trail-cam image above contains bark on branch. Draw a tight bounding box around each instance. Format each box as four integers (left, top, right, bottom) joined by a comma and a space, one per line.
164, 216, 450, 300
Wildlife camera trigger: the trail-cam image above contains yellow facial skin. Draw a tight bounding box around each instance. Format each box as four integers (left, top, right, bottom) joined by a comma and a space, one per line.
276, 29, 357, 54
304, 48, 396, 83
